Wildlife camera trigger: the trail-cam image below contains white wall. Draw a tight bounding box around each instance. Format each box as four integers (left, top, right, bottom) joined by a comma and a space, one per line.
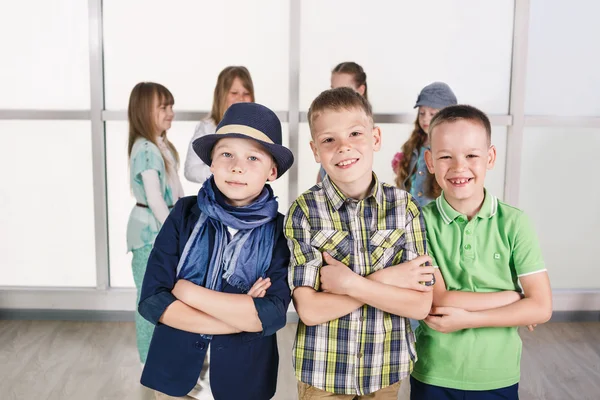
0, 0, 598, 307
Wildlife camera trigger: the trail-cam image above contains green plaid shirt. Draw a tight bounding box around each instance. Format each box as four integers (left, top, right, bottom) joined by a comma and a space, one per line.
285, 174, 428, 395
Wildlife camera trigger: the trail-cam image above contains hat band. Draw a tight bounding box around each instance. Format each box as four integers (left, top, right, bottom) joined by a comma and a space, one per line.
215, 124, 274, 144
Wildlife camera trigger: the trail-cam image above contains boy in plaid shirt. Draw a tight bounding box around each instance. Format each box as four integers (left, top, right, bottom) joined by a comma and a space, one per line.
285, 87, 435, 399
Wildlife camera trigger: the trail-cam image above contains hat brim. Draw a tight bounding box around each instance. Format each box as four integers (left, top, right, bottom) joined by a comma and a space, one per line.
414, 100, 457, 109
193, 133, 294, 179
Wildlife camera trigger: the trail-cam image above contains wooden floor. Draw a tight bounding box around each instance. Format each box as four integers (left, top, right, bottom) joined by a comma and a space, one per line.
0, 321, 598, 399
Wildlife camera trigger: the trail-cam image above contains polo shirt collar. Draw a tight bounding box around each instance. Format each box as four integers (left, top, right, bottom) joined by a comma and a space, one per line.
322, 172, 383, 211
435, 190, 498, 224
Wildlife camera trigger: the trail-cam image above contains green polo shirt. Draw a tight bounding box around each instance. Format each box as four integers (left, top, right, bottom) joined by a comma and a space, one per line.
412, 190, 545, 391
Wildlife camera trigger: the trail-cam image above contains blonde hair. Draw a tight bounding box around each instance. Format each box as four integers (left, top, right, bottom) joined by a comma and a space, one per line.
307, 87, 373, 135
127, 82, 179, 173
209, 66, 255, 125
332, 62, 368, 100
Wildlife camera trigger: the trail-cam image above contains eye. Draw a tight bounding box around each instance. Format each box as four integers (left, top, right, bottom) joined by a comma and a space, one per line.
322, 138, 333, 144
350, 131, 361, 137
221, 152, 232, 158
439, 156, 451, 160
248, 156, 258, 161
467, 154, 479, 158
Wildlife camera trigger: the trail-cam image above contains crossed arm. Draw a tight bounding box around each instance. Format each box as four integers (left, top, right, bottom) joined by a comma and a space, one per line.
423, 268, 552, 333
159, 277, 271, 334
293, 253, 435, 326
138, 200, 290, 336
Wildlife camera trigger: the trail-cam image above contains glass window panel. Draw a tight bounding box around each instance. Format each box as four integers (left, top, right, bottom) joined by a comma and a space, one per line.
0, 0, 90, 109
525, 0, 600, 116
299, 0, 514, 114
0, 121, 96, 286
519, 128, 600, 289
103, 0, 289, 111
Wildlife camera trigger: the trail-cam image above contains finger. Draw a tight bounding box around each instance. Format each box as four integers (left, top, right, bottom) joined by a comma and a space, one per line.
412, 282, 433, 292
527, 325, 534, 332
411, 255, 433, 266
323, 252, 342, 265
418, 267, 436, 275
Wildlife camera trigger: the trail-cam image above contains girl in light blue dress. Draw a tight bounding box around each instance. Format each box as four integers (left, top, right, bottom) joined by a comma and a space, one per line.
126, 82, 184, 363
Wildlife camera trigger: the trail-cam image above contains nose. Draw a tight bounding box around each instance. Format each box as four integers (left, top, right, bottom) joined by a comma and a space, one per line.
231, 160, 244, 174
336, 138, 351, 153
451, 157, 466, 171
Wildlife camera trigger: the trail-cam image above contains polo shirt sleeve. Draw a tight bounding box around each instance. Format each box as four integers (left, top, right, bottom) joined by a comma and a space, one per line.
401, 197, 429, 263
285, 199, 322, 292
513, 212, 546, 277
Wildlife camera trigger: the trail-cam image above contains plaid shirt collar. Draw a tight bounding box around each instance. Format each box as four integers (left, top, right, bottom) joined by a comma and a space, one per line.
321, 172, 383, 211
436, 189, 498, 224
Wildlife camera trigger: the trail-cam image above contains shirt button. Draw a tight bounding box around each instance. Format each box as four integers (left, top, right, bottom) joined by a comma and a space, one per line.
465, 229, 472, 235
357, 352, 363, 359
194, 341, 206, 350
360, 247, 366, 253
464, 244, 472, 250
418, 171, 424, 176
417, 192, 423, 197
359, 316, 365, 322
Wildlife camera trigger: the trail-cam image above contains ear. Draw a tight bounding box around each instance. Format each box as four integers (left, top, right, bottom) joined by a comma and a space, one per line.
487, 145, 497, 170
424, 149, 435, 173
209, 161, 215, 174
266, 163, 278, 182
357, 84, 366, 97
372, 126, 382, 151
310, 140, 321, 163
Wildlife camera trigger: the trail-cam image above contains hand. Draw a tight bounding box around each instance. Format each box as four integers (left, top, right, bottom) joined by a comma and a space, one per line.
525, 324, 537, 332
423, 306, 472, 333
372, 255, 435, 291
320, 252, 360, 295
172, 279, 195, 303
247, 277, 271, 298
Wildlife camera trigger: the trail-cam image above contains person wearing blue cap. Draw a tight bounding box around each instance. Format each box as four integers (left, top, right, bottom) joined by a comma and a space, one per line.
137, 102, 294, 399
393, 82, 457, 207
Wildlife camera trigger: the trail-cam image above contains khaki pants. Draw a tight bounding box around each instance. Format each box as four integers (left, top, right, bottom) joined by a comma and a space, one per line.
298, 380, 401, 400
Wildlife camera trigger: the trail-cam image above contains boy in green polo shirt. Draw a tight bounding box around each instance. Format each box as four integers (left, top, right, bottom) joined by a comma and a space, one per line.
410, 105, 553, 399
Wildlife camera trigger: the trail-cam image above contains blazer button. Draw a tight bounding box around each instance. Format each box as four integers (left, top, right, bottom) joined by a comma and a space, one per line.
195, 341, 206, 350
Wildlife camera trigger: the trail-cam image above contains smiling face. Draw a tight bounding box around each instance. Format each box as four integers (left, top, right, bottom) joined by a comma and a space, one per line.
152, 94, 174, 136
309, 107, 381, 199
210, 137, 278, 207
425, 118, 496, 215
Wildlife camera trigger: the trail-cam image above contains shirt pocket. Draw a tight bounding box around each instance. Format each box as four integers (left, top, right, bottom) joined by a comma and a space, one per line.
310, 230, 351, 266
369, 229, 406, 270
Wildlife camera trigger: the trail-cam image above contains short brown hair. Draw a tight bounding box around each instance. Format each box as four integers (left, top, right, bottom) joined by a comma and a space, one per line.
307, 87, 373, 134
210, 66, 255, 124
428, 104, 492, 145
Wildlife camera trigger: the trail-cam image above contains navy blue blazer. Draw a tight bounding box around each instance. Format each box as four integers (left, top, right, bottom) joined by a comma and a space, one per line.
138, 196, 291, 399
